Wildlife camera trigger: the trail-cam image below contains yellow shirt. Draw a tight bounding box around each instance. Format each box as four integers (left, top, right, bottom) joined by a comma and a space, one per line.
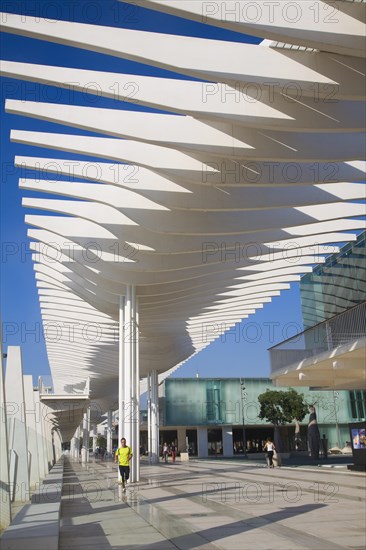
115, 446, 132, 466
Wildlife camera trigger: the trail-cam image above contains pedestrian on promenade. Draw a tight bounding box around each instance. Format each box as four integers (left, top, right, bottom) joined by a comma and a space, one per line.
263, 437, 276, 468
114, 437, 133, 491
162, 442, 169, 463
170, 442, 176, 463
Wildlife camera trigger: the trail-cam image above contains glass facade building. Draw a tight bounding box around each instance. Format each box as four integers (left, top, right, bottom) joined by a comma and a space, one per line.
145, 239, 366, 458
270, 231, 366, 390
300, 231, 366, 329
143, 377, 364, 457
163, 378, 357, 427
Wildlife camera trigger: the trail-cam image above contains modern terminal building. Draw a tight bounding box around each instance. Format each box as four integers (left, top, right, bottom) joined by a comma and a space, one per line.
140, 377, 364, 458
96, 374, 365, 459
300, 231, 366, 329
270, 232, 366, 390
138, 234, 366, 459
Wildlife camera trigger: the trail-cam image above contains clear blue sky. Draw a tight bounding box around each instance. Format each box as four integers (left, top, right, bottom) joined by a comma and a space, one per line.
1, 0, 308, 383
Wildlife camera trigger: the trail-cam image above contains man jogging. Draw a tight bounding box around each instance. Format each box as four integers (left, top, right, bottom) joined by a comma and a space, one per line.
114, 437, 133, 491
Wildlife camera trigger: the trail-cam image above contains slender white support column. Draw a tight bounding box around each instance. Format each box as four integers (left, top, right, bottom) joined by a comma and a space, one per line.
92, 424, 98, 454
147, 372, 151, 461
5, 346, 30, 501
197, 427, 208, 458
74, 425, 81, 460
118, 294, 125, 481
149, 369, 159, 464
23, 375, 40, 487
81, 410, 89, 464
118, 295, 125, 444
54, 430, 62, 461
70, 436, 75, 457
133, 296, 140, 482
107, 411, 113, 454
33, 387, 47, 479
124, 286, 133, 449
87, 406, 90, 462
37, 378, 52, 474
222, 427, 234, 457
0, 337, 12, 529
118, 287, 139, 481
42, 403, 55, 468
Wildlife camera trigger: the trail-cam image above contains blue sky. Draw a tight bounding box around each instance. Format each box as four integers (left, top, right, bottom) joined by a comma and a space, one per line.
1, 0, 310, 383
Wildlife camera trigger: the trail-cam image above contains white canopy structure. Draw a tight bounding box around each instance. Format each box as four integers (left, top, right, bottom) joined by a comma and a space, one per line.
1, 0, 365, 478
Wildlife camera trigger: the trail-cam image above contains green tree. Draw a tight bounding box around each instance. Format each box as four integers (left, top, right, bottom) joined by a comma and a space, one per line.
258, 388, 308, 452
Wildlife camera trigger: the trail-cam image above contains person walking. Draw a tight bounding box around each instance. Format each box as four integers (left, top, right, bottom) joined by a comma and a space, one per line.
114, 437, 133, 491
170, 442, 176, 463
162, 442, 169, 463
263, 437, 276, 468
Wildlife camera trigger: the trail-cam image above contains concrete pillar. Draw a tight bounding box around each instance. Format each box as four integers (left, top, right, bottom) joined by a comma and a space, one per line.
124, 287, 132, 449
74, 425, 81, 460
177, 427, 187, 454
0, 338, 12, 529
132, 296, 140, 481
118, 294, 125, 482
107, 411, 113, 454
70, 436, 75, 458
148, 369, 159, 464
92, 424, 98, 454
119, 287, 140, 481
54, 430, 62, 461
43, 404, 55, 468
222, 427, 234, 457
5, 346, 30, 501
81, 410, 89, 463
87, 407, 90, 462
118, 295, 125, 449
197, 427, 208, 458
33, 388, 47, 479
147, 372, 151, 459
23, 375, 40, 487
37, 379, 53, 474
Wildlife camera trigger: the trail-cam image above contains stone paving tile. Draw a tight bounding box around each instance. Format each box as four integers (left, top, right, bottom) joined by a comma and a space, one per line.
58, 457, 365, 550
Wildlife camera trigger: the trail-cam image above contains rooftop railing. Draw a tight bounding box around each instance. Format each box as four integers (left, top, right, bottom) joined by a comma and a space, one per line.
269, 301, 366, 375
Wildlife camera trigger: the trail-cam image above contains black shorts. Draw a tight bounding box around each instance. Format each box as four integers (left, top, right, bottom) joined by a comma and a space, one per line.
118, 465, 130, 480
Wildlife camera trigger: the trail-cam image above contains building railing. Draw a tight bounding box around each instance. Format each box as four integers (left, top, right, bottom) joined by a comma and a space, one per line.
269, 302, 366, 375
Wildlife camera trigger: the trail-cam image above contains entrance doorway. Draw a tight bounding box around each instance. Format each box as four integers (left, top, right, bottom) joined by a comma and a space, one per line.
208, 428, 223, 456
160, 430, 178, 456
186, 429, 197, 456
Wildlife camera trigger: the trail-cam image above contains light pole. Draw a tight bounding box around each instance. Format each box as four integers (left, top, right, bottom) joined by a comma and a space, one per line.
333, 391, 340, 448
240, 379, 247, 457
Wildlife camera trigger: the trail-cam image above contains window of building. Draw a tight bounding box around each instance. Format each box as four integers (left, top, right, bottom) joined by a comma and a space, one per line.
206, 385, 222, 423
350, 391, 366, 420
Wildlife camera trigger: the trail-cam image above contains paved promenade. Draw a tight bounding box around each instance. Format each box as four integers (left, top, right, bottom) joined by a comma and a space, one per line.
59, 456, 365, 550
